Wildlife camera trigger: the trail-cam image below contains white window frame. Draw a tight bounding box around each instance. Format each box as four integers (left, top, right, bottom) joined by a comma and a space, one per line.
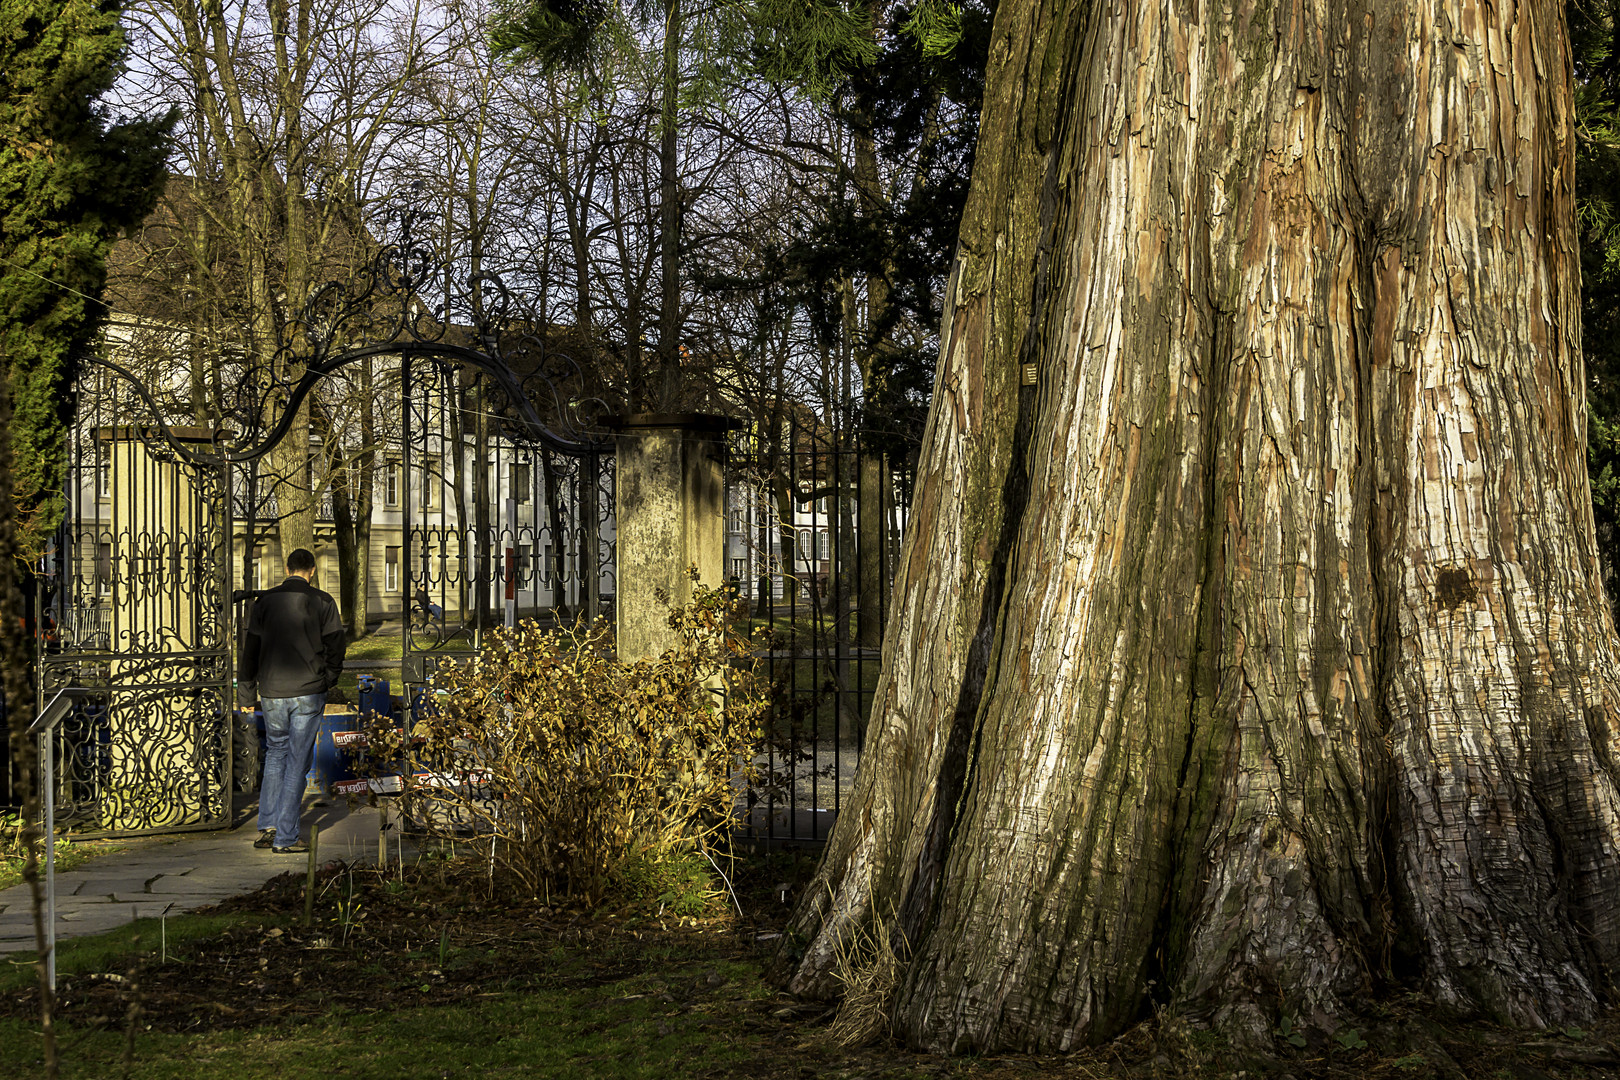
95, 447, 110, 500
421, 455, 440, 511
512, 461, 531, 504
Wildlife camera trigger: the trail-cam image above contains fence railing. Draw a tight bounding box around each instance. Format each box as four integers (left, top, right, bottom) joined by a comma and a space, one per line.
57, 605, 111, 651
727, 424, 912, 843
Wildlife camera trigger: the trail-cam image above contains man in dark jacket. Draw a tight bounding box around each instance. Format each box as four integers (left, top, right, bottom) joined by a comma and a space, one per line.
238, 548, 346, 853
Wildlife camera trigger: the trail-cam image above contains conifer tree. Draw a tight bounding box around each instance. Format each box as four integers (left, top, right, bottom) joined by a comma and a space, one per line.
0, 3, 168, 1066
0, 0, 171, 559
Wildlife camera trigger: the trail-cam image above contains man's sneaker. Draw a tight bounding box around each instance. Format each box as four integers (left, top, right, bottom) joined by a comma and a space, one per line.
272, 839, 309, 854
253, 829, 276, 849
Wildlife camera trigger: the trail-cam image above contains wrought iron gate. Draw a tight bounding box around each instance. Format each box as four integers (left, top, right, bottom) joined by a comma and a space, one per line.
398, 353, 614, 686
34, 222, 614, 836
35, 383, 235, 836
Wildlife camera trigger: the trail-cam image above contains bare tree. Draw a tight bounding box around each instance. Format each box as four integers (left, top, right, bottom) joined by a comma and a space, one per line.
113, 0, 435, 624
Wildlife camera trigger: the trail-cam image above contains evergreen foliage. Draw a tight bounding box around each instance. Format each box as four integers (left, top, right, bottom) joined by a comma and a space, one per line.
744, 0, 995, 465
491, 0, 876, 96
488, 0, 624, 75
747, 0, 878, 99
0, 0, 170, 558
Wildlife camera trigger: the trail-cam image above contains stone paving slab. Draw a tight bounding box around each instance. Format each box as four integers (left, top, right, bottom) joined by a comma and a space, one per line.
146, 879, 245, 894
111, 891, 233, 904
71, 879, 154, 897
60, 902, 177, 921
0, 795, 399, 956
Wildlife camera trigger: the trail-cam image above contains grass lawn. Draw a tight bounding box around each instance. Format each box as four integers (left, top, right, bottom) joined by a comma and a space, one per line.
745, 610, 866, 646
1, 854, 800, 1080
4, 849, 1619, 1080
327, 630, 407, 705
1, 826, 128, 893
343, 633, 405, 663
3, 931, 771, 1079
763, 653, 883, 745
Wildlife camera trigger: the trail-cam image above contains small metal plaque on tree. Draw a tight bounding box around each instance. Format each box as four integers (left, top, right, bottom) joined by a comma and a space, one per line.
1021, 363, 1039, 386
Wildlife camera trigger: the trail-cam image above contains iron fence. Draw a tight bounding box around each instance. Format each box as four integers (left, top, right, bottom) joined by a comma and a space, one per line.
727, 420, 912, 842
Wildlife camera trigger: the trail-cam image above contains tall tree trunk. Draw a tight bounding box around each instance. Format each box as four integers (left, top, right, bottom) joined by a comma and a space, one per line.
267, 403, 316, 564
775, 475, 799, 610
351, 358, 376, 637
473, 380, 492, 633
656, 0, 682, 410
333, 474, 359, 636
329, 394, 375, 642
847, 8, 912, 651
541, 449, 569, 623
855, 450, 886, 648
788, 0, 1620, 1052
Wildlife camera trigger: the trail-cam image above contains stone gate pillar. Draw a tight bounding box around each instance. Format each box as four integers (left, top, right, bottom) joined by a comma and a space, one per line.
611, 414, 736, 662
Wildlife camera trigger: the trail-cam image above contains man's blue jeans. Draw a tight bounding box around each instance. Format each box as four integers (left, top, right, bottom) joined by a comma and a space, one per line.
259, 694, 323, 846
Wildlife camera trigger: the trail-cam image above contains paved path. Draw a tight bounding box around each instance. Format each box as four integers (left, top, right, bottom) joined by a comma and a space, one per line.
0, 795, 403, 954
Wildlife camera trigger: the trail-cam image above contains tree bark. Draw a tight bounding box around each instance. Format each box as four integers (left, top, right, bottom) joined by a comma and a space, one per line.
351, 359, 376, 637
856, 449, 886, 647
788, 0, 1620, 1052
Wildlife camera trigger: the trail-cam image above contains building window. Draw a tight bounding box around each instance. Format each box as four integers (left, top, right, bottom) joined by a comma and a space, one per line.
95, 543, 112, 596
731, 558, 747, 586
383, 462, 401, 508
513, 461, 531, 504
420, 456, 440, 511
541, 543, 554, 587
385, 546, 400, 592
817, 531, 830, 561
95, 447, 110, 500
729, 507, 745, 533
252, 545, 265, 590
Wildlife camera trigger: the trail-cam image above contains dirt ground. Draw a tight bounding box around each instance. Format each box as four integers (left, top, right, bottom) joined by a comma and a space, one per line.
4, 848, 1619, 1080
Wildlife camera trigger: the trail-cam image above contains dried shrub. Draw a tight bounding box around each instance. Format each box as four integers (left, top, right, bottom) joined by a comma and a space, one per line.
364, 584, 768, 903
828, 909, 907, 1048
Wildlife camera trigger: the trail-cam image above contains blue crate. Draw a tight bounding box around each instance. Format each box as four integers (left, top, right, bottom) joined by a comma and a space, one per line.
358, 675, 392, 719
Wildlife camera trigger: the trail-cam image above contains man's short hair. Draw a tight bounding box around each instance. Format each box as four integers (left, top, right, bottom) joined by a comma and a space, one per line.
286, 548, 316, 574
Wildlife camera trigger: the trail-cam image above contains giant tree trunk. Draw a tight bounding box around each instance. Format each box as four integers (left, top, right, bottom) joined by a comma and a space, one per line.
787, 0, 1620, 1052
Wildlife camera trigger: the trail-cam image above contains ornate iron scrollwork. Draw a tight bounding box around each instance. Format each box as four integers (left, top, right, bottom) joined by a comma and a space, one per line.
39, 214, 616, 837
